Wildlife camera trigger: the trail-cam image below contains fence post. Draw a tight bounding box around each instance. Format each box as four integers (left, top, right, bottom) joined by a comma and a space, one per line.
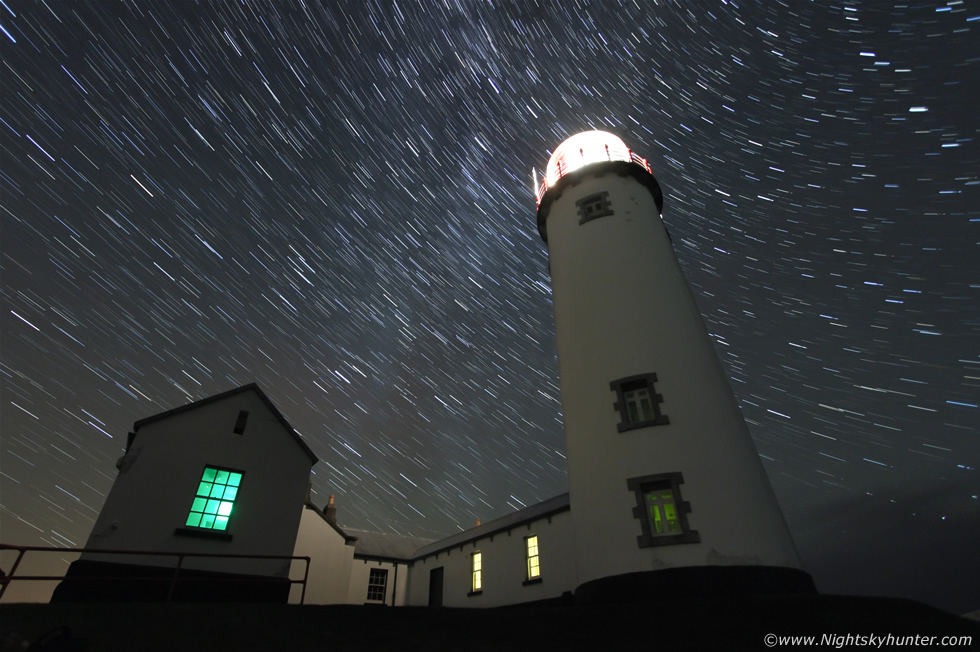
167, 554, 185, 603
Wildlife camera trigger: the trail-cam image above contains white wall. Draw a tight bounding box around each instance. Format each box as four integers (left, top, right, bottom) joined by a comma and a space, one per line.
347, 559, 409, 606
405, 510, 576, 608
82, 389, 313, 578
544, 165, 802, 589
291, 505, 354, 604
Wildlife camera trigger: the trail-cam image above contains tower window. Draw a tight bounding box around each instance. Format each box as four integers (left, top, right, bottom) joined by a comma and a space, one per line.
611, 373, 670, 432
645, 490, 681, 535
185, 466, 243, 531
367, 568, 388, 602
469, 551, 483, 595
233, 410, 249, 434
524, 535, 542, 584
627, 473, 700, 548
576, 191, 614, 224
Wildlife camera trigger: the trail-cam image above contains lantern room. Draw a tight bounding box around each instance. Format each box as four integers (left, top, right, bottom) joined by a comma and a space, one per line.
536, 130, 651, 205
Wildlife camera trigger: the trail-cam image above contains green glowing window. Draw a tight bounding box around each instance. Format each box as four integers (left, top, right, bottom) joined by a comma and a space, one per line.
645, 491, 682, 536
185, 467, 243, 531
628, 472, 700, 548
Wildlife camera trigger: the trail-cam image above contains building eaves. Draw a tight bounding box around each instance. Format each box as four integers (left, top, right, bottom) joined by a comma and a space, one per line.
345, 529, 437, 562
412, 492, 570, 560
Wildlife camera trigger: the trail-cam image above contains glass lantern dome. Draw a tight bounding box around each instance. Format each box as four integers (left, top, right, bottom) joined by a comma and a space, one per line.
536, 130, 650, 205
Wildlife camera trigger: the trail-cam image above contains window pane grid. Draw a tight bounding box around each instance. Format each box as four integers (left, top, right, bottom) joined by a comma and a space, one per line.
525, 536, 541, 580
625, 388, 654, 422
645, 490, 681, 535
367, 568, 388, 601
472, 552, 482, 592
612, 374, 670, 432
186, 467, 241, 531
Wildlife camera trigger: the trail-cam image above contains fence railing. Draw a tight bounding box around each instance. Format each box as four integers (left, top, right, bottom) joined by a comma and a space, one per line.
536, 150, 651, 206
0, 543, 311, 604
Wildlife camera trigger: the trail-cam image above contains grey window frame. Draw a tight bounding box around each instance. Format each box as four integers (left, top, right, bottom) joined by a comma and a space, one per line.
627, 472, 700, 548
576, 191, 614, 224
611, 373, 670, 432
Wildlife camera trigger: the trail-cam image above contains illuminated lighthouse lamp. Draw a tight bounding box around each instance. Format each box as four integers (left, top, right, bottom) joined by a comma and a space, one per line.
535, 130, 652, 206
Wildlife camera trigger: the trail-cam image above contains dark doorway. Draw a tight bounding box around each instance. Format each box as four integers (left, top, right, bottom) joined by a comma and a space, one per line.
428, 567, 444, 607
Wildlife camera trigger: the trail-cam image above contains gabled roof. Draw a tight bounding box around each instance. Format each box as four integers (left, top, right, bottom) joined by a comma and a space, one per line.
131, 382, 318, 464
413, 492, 570, 560
344, 528, 436, 561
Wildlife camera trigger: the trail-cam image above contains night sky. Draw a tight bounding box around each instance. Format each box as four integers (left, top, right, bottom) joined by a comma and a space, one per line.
1, 1, 977, 614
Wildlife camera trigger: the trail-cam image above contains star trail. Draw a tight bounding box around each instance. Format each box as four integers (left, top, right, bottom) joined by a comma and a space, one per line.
1, 1, 977, 613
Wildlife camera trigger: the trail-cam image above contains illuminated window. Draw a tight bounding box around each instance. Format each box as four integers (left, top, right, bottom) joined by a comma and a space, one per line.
576, 191, 614, 224
611, 373, 670, 432
645, 490, 681, 536
524, 535, 541, 583
628, 473, 699, 548
470, 551, 482, 594
367, 568, 388, 602
185, 467, 242, 531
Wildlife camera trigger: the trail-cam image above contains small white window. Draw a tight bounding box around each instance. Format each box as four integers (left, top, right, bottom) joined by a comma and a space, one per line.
625, 387, 654, 423
367, 568, 388, 602
611, 374, 670, 432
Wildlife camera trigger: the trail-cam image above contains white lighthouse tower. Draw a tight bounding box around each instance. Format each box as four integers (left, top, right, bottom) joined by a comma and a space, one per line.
535, 130, 812, 601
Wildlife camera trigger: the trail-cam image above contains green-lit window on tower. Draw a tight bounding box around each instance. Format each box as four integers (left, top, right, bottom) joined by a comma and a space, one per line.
645, 490, 682, 536
185, 467, 242, 531
627, 472, 700, 548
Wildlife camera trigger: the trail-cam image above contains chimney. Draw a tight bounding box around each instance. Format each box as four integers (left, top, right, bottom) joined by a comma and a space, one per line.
325, 495, 337, 525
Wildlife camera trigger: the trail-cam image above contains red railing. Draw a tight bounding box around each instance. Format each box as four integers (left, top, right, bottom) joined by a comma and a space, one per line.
536, 149, 651, 206
0, 543, 311, 604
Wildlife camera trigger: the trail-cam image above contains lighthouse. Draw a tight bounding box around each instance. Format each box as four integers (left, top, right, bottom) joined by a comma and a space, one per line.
535, 131, 812, 600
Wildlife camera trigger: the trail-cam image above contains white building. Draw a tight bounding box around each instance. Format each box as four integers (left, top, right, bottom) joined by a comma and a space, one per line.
53, 384, 318, 602
53, 131, 814, 606
404, 493, 575, 607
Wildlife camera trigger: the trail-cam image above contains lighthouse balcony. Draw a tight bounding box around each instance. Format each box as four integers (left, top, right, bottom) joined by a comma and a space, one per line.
536, 131, 652, 206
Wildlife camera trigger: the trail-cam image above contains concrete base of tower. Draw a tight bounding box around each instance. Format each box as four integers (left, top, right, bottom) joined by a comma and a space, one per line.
574, 566, 817, 605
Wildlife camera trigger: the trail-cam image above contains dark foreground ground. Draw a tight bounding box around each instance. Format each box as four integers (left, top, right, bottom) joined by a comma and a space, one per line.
2, 594, 977, 652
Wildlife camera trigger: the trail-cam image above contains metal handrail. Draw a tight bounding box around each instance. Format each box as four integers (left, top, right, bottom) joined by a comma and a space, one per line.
0, 543, 311, 604
535, 150, 651, 206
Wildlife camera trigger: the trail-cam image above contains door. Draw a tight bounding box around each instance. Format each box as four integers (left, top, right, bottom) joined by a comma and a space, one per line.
428, 567, 444, 607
